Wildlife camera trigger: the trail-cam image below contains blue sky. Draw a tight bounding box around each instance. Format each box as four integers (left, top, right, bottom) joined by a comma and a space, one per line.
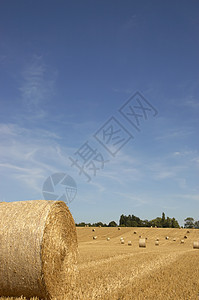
0, 1, 198, 226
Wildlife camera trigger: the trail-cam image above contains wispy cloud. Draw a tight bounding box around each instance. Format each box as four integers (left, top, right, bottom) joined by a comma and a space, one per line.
19, 55, 57, 117
0, 123, 69, 193
155, 128, 193, 140
174, 194, 199, 202
184, 99, 199, 109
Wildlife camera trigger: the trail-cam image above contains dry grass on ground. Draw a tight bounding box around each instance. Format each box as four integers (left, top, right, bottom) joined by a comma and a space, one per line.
1, 227, 199, 299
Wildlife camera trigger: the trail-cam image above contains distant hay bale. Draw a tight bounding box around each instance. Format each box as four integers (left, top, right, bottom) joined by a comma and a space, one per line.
128, 241, 132, 246
165, 236, 169, 240
93, 236, 97, 240
92, 228, 95, 232
173, 238, 176, 241
155, 241, 159, 246
118, 227, 121, 230
107, 237, 110, 241
139, 238, 146, 248
180, 239, 184, 244
134, 231, 137, 234
145, 237, 148, 240
120, 237, 124, 241
139, 235, 142, 238
193, 241, 199, 249
121, 239, 125, 244
156, 238, 159, 241
187, 230, 190, 233
0, 200, 78, 299
184, 235, 188, 239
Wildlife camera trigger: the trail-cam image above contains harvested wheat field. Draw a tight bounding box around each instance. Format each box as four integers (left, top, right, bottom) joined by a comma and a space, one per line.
1, 227, 199, 300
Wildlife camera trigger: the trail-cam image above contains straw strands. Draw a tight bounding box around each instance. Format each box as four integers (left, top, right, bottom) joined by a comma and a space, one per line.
0, 200, 78, 299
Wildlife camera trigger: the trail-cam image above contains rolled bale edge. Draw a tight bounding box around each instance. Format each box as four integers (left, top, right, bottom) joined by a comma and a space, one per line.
0, 200, 78, 299
193, 241, 199, 249
139, 238, 146, 248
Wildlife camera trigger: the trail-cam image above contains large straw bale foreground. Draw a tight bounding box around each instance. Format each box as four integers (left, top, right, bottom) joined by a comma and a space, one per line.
0, 200, 78, 299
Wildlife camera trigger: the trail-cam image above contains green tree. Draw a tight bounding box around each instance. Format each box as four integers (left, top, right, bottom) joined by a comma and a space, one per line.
108, 221, 117, 227
184, 217, 195, 228
119, 214, 128, 226
194, 221, 199, 229
142, 219, 150, 227
76, 222, 86, 227
165, 217, 172, 228
151, 217, 162, 228
161, 212, 166, 227
171, 217, 180, 228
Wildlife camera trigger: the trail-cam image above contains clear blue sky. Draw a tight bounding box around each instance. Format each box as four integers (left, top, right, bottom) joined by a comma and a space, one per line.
0, 1, 198, 226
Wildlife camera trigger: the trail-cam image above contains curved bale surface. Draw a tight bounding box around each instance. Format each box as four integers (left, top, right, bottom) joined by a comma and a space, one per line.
139, 238, 146, 248
0, 200, 78, 299
193, 241, 199, 249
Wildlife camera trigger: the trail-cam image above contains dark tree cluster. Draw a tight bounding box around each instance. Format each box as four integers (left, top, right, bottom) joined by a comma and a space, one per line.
75, 221, 118, 227
75, 213, 199, 229
119, 212, 180, 228
184, 217, 199, 229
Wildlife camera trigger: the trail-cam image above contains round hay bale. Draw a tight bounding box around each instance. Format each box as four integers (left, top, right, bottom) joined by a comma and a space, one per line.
128, 241, 132, 246
187, 230, 190, 233
121, 239, 125, 244
165, 236, 169, 240
139, 235, 142, 238
156, 238, 159, 241
134, 231, 137, 234
139, 238, 146, 248
120, 237, 124, 241
93, 236, 97, 240
193, 241, 199, 249
92, 228, 95, 232
107, 237, 110, 241
155, 241, 159, 246
0, 200, 78, 299
184, 235, 188, 239
173, 238, 176, 241
180, 239, 184, 244
118, 227, 121, 230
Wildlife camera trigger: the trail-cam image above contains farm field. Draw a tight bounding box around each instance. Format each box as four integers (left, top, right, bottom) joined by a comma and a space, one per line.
1, 227, 199, 300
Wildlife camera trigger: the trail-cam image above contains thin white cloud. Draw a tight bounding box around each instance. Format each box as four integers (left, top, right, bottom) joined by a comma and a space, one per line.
174, 194, 199, 202
0, 123, 69, 193
183, 98, 199, 109
19, 55, 57, 117
114, 191, 148, 206
155, 128, 193, 140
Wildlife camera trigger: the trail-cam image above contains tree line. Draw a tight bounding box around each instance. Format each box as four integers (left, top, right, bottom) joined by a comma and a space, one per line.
76, 212, 199, 228
119, 212, 179, 228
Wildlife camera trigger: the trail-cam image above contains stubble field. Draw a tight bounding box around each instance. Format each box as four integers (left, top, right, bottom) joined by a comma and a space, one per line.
1, 227, 199, 299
